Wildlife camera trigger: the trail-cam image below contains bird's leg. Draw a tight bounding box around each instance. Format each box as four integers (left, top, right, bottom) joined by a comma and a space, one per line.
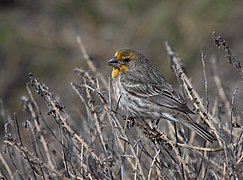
173, 122, 179, 144
155, 119, 160, 125
115, 94, 122, 111
125, 116, 135, 129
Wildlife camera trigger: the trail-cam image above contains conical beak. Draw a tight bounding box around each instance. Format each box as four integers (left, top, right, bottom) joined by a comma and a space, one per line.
107, 57, 119, 68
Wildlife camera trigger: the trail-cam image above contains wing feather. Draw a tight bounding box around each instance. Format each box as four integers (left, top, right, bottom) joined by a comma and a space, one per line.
120, 65, 193, 114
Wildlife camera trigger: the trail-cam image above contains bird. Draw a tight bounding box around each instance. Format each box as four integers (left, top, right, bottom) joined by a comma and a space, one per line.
107, 48, 216, 142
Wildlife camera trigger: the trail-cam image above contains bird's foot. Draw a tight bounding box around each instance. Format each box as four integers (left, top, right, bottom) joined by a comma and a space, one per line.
125, 116, 135, 129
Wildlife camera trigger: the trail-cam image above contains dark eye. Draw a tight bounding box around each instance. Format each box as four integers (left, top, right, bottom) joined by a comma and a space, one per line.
123, 58, 130, 62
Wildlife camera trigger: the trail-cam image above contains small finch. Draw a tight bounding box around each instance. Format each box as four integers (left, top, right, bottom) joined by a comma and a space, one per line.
108, 48, 216, 142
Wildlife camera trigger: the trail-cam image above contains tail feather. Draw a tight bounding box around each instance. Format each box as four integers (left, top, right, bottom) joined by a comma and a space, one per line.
162, 112, 216, 142
187, 122, 216, 143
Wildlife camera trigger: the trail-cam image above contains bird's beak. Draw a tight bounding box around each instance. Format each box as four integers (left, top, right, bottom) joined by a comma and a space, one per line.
107, 57, 119, 68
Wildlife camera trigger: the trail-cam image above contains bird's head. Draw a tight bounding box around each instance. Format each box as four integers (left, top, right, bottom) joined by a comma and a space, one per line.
107, 48, 138, 78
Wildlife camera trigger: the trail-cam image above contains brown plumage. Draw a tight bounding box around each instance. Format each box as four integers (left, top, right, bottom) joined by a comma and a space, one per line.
108, 48, 216, 142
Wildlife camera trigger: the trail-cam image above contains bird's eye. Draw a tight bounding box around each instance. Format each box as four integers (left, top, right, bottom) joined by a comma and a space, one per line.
123, 58, 130, 62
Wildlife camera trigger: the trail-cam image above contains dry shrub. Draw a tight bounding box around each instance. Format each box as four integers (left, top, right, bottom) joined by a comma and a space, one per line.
0, 33, 242, 179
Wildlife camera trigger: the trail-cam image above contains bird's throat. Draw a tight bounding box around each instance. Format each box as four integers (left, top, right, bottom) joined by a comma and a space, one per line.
112, 65, 128, 78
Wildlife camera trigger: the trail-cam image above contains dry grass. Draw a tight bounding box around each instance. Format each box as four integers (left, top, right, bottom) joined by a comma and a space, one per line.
0, 33, 242, 179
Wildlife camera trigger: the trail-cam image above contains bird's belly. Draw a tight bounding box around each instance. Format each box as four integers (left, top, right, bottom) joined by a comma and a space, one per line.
114, 87, 161, 119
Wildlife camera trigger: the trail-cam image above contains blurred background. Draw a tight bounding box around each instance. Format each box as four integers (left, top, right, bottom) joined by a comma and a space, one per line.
0, 0, 242, 132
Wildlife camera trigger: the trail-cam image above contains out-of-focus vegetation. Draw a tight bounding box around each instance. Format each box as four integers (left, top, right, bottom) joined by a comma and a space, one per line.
0, 1, 242, 179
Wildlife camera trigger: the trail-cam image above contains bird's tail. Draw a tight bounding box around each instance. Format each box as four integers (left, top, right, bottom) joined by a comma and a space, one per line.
186, 122, 216, 143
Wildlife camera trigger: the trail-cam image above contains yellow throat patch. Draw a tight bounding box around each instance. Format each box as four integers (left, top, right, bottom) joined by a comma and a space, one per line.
112, 64, 128, 78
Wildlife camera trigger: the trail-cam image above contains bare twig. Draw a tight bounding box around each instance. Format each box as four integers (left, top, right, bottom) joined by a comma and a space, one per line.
201, 50, 209, 113
76, 36, 108, 87
147, 150, 160, 179
4, 139, 68, 179
0, 153, 13, 180
212, 32, 243, 79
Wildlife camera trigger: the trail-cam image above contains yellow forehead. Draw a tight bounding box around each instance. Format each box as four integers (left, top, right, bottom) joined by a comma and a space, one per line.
114, 50, 134, 60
